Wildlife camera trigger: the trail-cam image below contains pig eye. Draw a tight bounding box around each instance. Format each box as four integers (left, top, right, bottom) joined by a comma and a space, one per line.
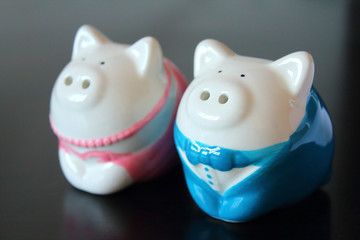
200, 91, 210, 101
82, 79, 91, 89
100, 61, 105, 65
241, 74, 245, 77
218, 70, 222, 73
64, 76, 73, 86
218, 94, 229, 104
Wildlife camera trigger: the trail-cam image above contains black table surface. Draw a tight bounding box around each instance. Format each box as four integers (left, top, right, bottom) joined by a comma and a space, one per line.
1, 1, 359, 239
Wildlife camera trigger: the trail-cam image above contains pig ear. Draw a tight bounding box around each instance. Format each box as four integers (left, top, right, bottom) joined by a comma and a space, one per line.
72, 25, 110, 59
194, 39, 235, 77
271, 51, 314, 106
126, 37, 163, 78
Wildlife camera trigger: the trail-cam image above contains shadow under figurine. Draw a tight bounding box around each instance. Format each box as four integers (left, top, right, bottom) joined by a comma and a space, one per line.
174, 39, 334, 222
50, 25, 187, 195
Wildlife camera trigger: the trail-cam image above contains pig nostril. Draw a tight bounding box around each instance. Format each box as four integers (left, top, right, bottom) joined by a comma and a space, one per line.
218, 94, 229, 104
82, 79, 91, 89
64, 76, 73, 86
200, 91, 210, 101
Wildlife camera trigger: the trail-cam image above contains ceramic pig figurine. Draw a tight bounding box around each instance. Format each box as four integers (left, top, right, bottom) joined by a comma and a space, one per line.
174, 39, 334, 222
50, 25, 187, 195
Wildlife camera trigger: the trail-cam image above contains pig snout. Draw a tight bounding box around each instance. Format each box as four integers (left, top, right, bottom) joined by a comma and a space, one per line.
54, 63, 105, 109
186, 78, 249, 128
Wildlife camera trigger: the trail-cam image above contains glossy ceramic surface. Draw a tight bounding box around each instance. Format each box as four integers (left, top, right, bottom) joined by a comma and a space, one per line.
174, 39, 334, 222
50, 25, 187, 195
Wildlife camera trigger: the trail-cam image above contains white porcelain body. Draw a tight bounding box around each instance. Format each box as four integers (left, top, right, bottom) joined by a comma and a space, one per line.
174, 39, 334, 222
50, 25, 182, 194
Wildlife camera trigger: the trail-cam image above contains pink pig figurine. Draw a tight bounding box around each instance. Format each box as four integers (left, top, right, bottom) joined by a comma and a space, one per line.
50, 25, 187, 194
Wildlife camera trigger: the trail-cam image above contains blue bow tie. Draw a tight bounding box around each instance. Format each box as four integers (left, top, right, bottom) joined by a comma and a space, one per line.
174, 124, 289, 171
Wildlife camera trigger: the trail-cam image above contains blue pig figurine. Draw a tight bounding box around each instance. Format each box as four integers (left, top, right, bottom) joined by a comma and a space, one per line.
174, 39, 334, 222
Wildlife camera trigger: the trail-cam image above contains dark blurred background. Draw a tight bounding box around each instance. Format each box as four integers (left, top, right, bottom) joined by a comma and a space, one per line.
0, 1, 359, 239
